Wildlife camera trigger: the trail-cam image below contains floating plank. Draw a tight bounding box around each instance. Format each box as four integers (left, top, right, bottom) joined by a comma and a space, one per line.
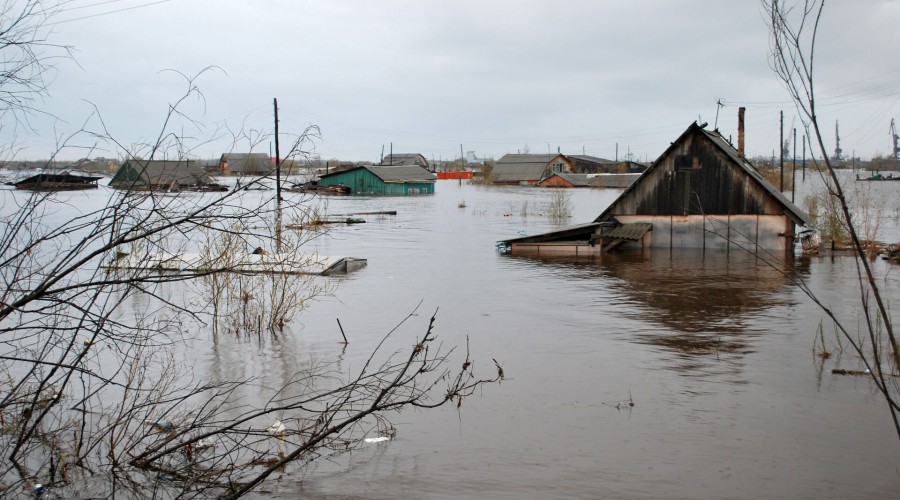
107, 252, 367, 276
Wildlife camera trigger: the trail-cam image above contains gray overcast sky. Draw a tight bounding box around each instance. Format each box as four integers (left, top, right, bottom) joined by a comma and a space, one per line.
11, 0, 900, 163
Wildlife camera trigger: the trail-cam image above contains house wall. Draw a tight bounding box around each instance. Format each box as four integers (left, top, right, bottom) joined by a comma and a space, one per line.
511, 242, 602, 257
614, 214, 793, 251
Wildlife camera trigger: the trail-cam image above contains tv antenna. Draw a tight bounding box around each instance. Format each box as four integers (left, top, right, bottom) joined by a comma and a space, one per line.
714, 98, 724, 130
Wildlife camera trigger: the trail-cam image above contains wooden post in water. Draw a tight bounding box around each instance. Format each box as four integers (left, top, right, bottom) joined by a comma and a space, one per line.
274, 98, 281, 202
336, 318, 349, 344
273, 98, 283, 252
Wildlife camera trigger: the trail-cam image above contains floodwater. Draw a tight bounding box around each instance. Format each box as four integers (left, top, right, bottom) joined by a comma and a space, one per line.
251, 177, 899, 499
5, 173, 900, 498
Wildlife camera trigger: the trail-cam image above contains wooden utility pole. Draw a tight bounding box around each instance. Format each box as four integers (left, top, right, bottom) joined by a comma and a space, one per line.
779, 110, 784, 191
273, 98, 282, 202
802, 136, 806, 181
791, 127, 796, 203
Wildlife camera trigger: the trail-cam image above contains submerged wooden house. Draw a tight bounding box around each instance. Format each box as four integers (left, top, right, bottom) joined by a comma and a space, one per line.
218, 153, 274, 176
491, 154, 571, 185
109, 160, 223, 191
499, 122, 810, 256
316, 165, 436, 195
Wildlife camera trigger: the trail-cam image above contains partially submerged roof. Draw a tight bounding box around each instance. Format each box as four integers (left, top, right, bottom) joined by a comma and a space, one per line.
221, 153, 273, 174
595, 122, 810, 227
319, 165, 437, 183
381, 153, 428, 167
545, 173, 591, 186
110, 160, 214, 188
498, 222, 602, 245
492, 154, 560, 183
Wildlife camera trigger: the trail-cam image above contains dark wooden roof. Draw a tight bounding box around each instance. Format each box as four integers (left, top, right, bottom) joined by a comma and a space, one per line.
498, 222, 602, 245
11, 172, 103, 190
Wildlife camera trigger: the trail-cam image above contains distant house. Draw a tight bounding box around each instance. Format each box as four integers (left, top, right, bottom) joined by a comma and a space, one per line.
499, 122, 809, 256
491, 154, 571, 185
109, 160, 220, 191
538, 173, 591, 188
380, 153, 429, 168
317, 165, 436, 195
219, 153, 273, 176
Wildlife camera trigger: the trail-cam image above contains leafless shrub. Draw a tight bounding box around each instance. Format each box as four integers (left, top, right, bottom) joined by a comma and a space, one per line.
0, 68, 501, 498
546, 189, 573, 223
764, 0, 898, 439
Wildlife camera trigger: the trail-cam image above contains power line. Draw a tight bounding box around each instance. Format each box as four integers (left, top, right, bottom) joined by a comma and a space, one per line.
49, 0, 174, 25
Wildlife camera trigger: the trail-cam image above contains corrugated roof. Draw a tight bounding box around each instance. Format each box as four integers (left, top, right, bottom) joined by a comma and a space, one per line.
603, 222, 652, 241
492, 163, 549, 182
366, 165, 436, 182
496, 154, 558, 164
319, 165, 436, 183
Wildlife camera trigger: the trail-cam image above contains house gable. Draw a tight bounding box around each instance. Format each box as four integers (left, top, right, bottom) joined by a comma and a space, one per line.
595, 123, 809, 226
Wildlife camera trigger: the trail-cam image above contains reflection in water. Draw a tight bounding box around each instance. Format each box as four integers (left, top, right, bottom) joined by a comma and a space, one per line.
506, 249, 809, 380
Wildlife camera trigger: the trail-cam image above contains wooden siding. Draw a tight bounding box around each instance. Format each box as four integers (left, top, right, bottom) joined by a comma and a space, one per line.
608, 132, 785, 218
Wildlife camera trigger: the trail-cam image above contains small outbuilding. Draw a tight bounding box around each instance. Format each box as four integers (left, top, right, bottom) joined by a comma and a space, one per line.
109, 160, 223, 191
499, 122, 810, 256
316, 165, 436, 195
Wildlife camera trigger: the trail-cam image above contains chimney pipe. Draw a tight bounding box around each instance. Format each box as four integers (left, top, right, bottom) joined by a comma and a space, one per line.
737, 107, 746, 158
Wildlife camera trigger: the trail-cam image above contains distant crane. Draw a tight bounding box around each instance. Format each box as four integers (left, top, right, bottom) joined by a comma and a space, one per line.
891, 118, 899, 160
832, 120, 844, 162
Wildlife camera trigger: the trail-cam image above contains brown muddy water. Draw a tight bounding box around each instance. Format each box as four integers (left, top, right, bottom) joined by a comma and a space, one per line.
6, 173, 900, 498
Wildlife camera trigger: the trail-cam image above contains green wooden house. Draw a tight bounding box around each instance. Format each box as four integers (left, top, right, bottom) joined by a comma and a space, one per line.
317, 165, 436, 195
